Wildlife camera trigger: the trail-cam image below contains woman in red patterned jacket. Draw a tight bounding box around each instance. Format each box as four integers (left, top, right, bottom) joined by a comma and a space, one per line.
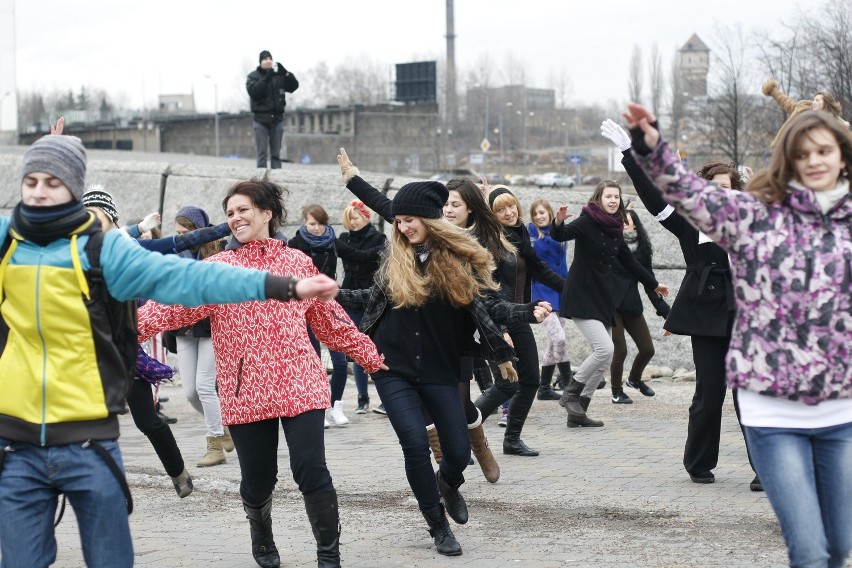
138, 179, 386, 568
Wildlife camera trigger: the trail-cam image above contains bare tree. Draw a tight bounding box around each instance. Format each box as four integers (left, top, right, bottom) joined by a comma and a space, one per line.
698, 24, 764, 164
800, 0, 852, 114
628, 45, 644, 104
647, 43, 664, 117
547, 67, 573, 109
501, 53, 526, 85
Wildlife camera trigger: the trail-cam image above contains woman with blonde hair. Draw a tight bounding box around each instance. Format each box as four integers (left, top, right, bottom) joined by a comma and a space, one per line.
336, 149, 550, 557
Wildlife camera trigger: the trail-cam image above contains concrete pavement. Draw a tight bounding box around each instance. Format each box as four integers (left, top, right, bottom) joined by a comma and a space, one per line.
40, 374, 817, 568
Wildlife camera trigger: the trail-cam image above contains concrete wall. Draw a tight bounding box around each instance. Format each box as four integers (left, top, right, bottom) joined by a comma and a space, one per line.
0, 146, 696, 372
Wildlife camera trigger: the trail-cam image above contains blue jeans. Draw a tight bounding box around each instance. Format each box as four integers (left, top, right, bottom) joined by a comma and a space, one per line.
306, 326, 351, 403
374, 377, 469, 511
745, 421, 852, 568
0, 438, 133, 568
345, 309, 370, 398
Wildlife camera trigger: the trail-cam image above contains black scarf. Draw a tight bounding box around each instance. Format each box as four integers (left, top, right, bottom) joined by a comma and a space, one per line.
582, 203, 623, 237
11, 202, 95, 246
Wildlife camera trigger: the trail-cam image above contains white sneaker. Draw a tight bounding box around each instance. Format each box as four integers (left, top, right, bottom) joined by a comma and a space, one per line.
324, 417, 331, 429
328, 400, 350, 426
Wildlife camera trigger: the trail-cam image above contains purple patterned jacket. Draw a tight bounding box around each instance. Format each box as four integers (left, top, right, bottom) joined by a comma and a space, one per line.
636, 142, 852, 405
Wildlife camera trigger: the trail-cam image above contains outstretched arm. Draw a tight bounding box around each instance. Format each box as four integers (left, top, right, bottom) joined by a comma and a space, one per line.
338, 148, 395, 222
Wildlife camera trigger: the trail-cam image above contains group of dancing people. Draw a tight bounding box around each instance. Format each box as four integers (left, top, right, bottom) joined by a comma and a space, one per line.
0, 91, 848, 568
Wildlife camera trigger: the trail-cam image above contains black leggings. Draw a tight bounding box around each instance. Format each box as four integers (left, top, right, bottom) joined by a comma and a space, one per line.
610, 310, 655, 393
228, 410, 333, 506
126, 379, 185, 478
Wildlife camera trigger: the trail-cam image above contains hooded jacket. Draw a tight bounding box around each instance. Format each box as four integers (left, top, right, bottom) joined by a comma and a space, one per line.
635, 142, 852, 404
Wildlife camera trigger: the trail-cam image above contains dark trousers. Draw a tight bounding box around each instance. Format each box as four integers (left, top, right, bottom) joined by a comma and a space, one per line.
611, 310, 655, 393
306, 326, 349, 402
228, 411, 333, 505
474, 322, 539, 438
375, 376, 469, 512
126, 378, 184, 477
252, 120, 284, 168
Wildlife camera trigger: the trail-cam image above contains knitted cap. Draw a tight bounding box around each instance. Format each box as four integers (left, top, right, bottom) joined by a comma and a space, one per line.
391, 181, 448, 219
176, 205, 210, 229
259, 50, 272, 63
82, 185, 119, 225
21, 135, 87, 201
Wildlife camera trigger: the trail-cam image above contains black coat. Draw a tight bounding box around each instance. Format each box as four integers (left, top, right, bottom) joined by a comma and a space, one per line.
338, 224, 387, 290
621, 150, 734, 337
494, 223, 564, 304
551, 213, 658, 325
288, 232, 382, 281
612, 242, 671, 317
245, 64, 299, 123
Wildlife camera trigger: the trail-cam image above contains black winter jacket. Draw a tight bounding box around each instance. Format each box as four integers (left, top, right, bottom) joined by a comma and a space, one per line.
621, 150, 734, 337
551, 213, 658, 325
246, 64, 299, 123
495, 223, 564, 304
338, 224, 387, 290
288, 232, 383, 280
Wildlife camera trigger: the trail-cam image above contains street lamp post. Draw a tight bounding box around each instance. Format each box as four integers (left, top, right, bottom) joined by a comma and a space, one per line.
204, 76, 219, 157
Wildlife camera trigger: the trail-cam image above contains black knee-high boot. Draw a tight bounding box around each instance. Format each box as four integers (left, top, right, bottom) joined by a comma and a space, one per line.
243, 496, 280, 568
555, 361, 573, 390
304, 490, 341, 568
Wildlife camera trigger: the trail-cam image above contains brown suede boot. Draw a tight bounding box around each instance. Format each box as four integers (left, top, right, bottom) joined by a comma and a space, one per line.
468, 408, 499, 483
427, 424, 443, 464
197, 435, 226, 467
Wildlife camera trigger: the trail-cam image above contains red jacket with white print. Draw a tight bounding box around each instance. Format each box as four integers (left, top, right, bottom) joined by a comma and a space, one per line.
138, 238, 383, 424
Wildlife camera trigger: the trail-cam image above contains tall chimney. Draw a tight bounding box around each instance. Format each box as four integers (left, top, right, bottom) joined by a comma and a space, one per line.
445, 0, 458, 137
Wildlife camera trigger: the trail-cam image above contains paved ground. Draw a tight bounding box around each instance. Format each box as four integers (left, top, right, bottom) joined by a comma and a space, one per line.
38, 374, 835, 568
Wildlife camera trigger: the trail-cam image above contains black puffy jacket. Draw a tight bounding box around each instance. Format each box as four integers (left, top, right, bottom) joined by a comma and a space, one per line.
246, 64, 299, 123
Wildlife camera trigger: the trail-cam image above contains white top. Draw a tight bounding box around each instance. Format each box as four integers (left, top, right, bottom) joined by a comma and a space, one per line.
738, 389, 852, 428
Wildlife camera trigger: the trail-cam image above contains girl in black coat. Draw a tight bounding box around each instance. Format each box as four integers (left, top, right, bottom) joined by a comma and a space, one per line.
337, 200, 387, 414
551, 181, 668, 428
609, 205, 670, 404
288, 204, 384, 426
603, 118, 759, 488
474, 186, 566, 456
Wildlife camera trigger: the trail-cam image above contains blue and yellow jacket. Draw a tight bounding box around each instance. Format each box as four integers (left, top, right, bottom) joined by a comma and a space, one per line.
0, 214, 270, 446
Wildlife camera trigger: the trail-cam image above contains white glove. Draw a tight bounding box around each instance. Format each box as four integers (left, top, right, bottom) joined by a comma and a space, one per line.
139, 212, 161, 231
498, 361, 518, 383
337, 147, 360, 184
601, 119, 632, 151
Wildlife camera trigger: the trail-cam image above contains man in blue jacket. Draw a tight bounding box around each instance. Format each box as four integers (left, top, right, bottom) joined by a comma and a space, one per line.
0, 134, 335, 567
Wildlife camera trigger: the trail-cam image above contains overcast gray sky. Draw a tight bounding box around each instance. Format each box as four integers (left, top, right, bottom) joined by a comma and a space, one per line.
9, 0, 807, 114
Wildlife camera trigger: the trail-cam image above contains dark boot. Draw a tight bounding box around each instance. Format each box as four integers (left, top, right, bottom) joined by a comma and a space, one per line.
555, 361, 573, 390
435, 470, 468, 524
422, 504, 463, 556
502, 398, 539, 456
304, 490, 341, 568
243, 496, 280, 568
561, 379, 602, 428
537, 365, 561, 400
568, 395, 604, 428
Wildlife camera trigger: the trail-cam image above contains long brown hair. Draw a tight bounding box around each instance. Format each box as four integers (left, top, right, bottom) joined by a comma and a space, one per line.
748, 110, 852, 203
378, 217, 498, 309
816, 91, 843, 119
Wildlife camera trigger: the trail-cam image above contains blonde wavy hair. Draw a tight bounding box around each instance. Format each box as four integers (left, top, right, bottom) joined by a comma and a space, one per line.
378, 217, 498, 309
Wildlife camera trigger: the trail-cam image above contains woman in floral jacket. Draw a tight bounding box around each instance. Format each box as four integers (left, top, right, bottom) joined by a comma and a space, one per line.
625, 104, 851, 568
138, 179, 385, 568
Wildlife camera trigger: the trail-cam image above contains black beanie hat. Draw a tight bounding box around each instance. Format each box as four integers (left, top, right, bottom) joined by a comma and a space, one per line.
259, 50, 272, 63
391, 181, 448, 219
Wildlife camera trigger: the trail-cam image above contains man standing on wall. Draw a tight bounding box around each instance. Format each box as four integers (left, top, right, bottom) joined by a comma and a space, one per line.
246, 50, 299, 169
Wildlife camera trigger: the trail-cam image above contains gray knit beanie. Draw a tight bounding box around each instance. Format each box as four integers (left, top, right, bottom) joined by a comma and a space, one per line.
21, 136, 87, 202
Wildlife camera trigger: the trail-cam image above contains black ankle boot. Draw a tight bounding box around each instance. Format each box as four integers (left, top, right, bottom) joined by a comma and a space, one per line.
304, 490, 341, 568
567, 395, 604, 428
503, 415, 539, 456
435, 470, 468, 524
422, 504, 463, 556
243, 496, 280, 568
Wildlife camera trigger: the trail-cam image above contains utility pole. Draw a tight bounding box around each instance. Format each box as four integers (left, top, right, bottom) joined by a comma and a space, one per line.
445, 0, 457, 164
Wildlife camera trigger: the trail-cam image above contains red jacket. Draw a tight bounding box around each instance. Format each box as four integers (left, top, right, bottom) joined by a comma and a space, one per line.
138, 239, 383, 424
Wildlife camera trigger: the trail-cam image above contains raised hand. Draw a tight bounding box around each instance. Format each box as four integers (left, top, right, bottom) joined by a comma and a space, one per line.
621, 102, 660, 152
50, 117, 65, 135
555, 205, 573, 224
600, 119, 631, 151
337, 147, 360, 184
